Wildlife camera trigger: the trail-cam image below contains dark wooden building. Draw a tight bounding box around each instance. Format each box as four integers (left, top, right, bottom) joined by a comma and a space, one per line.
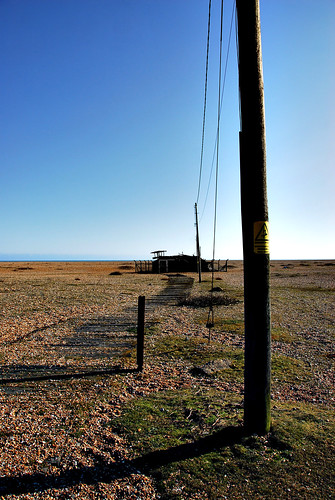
151, 251, 210, 274
134, 251, 227, 274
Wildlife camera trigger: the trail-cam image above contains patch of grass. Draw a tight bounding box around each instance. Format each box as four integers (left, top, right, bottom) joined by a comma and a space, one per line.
271, 326, 296, 343
153, 334, 224, 363
113, 388, 243, 454
272, 353, 311, 384
277, 285, 335, 293
112, 340, 331, 498
220, 318, 244, 329
113, 391, 334, 499
151, 334, 244, 383
128, 324, 160, 337
152, 335, 221, 365
211, 318, 244, 336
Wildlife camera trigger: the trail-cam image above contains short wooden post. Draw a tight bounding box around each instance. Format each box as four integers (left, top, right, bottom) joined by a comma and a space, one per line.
137, 296, 145, 371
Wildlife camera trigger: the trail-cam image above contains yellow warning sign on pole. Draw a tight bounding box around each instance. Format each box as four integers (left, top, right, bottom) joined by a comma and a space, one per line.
254, 221, 269, 254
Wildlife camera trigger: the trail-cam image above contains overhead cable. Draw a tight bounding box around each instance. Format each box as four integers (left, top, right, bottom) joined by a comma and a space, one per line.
206, 0, 225, 340
196, 0, 212, 206
200, 0, 236, 221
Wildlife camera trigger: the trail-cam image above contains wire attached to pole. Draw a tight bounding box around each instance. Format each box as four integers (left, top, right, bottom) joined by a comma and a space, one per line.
200, 1, 236, 222
196, 0, 212, 206
206, 0, 225, 342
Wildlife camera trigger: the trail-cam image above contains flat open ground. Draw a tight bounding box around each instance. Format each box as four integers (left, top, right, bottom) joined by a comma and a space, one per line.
0, 260, 334, 499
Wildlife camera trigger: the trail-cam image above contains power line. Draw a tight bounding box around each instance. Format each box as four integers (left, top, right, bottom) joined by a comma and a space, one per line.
206, 0, 225, 340
235, 3, 242, 130
196, 0, 212, 206
200, 1, 236, 221
211, 0, 224, 273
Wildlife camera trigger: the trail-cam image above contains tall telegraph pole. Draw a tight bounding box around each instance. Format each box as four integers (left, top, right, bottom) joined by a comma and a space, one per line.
236, 0, 271, 434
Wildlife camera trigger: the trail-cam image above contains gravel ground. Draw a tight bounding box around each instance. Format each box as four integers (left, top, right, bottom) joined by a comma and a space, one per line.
0, 260, 334, 498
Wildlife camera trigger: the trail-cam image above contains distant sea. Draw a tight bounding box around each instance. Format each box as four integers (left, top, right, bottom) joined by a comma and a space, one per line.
0, 254, 134, 262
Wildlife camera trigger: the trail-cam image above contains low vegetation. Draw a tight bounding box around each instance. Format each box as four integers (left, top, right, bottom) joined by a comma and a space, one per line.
114, 385, 334, 499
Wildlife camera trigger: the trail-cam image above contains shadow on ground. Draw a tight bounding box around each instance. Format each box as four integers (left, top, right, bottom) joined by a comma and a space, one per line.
0, 275, 193, 384
0, 364, 138, 386
0, 426, 244, 496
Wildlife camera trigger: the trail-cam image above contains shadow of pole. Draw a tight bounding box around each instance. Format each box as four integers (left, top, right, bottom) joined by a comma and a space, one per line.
0, 426, 244, 496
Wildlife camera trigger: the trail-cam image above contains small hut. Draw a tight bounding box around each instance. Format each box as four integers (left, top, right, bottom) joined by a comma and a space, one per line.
151, 251, 210, 274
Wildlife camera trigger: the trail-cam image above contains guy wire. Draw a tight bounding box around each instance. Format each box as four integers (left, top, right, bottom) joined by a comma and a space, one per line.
200, 0, 236, 222
207, 0, 225, 340
196, 0, 212, 206
211, 0, 224, 290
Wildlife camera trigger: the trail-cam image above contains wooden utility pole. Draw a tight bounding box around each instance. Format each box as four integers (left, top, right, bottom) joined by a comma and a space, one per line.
195, 203, 202, 283
236, 0, 271, 434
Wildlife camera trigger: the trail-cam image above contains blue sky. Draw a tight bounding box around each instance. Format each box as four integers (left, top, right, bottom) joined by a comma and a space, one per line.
1, 0, 334, 261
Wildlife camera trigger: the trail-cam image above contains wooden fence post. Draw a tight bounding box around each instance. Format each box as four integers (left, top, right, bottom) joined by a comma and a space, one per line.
137, 296, 145, 371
